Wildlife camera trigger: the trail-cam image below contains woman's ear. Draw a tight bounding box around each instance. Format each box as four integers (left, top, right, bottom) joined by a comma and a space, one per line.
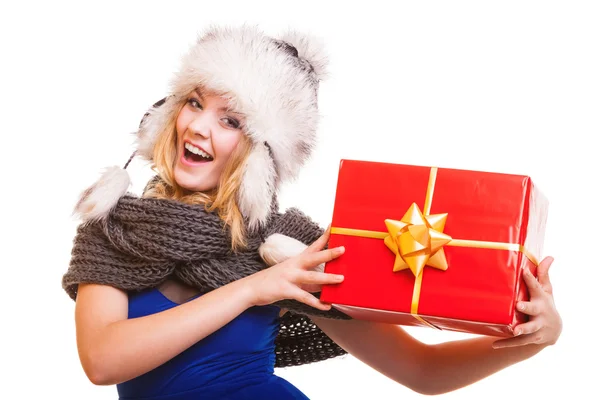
259, 233, 324, 272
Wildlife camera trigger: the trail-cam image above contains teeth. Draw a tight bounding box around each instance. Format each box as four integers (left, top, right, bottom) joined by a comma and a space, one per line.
185, 142, 212, 159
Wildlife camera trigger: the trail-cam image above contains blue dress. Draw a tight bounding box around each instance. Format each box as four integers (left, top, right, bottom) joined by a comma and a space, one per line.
116, 287, 310, 400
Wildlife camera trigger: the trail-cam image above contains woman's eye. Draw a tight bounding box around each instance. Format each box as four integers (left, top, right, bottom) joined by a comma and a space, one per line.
223, 117, 241, 129
188, 98, 202, 109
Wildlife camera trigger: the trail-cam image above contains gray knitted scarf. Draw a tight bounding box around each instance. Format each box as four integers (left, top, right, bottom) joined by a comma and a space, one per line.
62, 178, 351, 368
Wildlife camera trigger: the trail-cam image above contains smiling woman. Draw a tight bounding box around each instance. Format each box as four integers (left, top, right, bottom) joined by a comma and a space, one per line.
145, 88, 255, 250
61, 23, 562, 400
62, 25, 350, 400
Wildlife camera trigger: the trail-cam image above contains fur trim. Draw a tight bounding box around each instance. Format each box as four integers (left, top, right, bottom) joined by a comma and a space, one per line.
259, 233, 324, 272
238, 143, 277, 231
279, 29, 329, 80
136, 25, 327, 227
73, 166, 131, 222
135, 96, 180, 160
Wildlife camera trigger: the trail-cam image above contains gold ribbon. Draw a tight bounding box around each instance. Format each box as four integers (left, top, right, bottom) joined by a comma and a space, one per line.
331, 167, 539, 329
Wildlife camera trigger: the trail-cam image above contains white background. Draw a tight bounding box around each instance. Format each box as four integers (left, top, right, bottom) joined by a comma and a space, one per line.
2, 1, 598, 399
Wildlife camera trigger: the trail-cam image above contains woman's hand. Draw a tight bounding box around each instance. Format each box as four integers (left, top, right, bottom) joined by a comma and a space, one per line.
493, 256, 562, 349
244, 227, 345, 311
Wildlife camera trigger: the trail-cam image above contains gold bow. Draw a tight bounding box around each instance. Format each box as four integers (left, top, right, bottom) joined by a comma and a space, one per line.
384, 202, 453, 278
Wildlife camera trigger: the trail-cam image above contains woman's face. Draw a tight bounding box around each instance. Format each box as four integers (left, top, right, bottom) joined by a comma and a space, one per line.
174, 89, 245, 192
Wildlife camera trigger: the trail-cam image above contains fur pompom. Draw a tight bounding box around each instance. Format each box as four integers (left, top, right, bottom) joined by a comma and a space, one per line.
259, 233, 324, 273
73, 166, 131, 222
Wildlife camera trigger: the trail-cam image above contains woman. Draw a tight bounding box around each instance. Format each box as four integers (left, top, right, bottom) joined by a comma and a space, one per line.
62, 25, 562, 399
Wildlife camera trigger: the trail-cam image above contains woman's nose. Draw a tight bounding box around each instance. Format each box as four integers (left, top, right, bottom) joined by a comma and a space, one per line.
189, 114, 212, 138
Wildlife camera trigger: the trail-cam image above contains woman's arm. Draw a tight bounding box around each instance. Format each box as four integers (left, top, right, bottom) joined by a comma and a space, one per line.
312, 256, 562, 395
75, 228, 344, 386
312, 318, 545, 395
75, 278, 254, 386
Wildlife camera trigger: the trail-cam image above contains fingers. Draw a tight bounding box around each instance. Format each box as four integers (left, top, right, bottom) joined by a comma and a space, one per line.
516, 300, 542, 316
513, 320, 543, 337
301, 245, 345, 268
492, 321, 544, 349
306, 225, 332, 253
289, 285, 332, 311
522, 267, 545, 297
301, 283, 324, 293
299, 270, 345, 285
536, 256, 554, 293
492, 333, 541, 349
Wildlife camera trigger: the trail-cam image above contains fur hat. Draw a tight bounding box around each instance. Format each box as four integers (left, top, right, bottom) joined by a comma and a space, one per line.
74, 24, 328, 230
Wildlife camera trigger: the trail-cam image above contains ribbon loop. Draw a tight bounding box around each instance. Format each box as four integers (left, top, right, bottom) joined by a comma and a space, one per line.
383, 202, 452, 278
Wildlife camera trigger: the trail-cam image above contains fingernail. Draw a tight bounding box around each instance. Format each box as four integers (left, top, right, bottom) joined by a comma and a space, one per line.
515, 329, 521, 336
336, 274, 345, 281
337, 246, 345, 254
518, 302, 525, 311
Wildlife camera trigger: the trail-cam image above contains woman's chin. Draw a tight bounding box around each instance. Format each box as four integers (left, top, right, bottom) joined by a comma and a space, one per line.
174, 169, 214, 193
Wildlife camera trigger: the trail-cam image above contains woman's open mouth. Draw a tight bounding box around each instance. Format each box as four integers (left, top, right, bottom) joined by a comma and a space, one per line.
183, 142, 214, 165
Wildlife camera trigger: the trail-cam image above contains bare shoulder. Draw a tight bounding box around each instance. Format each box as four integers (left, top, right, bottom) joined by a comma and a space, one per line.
76, 282, 129, 303
75, 283, 129, 326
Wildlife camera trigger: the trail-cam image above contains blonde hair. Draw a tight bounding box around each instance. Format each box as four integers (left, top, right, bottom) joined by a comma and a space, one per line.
144, 98, 253, 252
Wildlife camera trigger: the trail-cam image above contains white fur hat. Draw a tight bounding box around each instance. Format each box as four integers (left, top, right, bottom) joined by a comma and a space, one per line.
74, 24, 328, 230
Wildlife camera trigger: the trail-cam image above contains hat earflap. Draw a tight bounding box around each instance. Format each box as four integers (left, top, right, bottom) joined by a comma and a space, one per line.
238, 143, 278, 232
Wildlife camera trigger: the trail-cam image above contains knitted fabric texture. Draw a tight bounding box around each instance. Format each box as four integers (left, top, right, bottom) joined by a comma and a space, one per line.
62, 181, 351, 368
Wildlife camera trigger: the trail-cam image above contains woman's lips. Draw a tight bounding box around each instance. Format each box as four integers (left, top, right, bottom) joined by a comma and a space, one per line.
181, 150, 213, 167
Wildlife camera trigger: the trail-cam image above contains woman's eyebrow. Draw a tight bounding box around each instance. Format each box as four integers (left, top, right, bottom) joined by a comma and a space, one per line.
194, 89, 244, 116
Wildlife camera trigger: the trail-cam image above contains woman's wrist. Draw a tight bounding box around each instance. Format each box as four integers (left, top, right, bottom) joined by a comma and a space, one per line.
233, 274, 260, 309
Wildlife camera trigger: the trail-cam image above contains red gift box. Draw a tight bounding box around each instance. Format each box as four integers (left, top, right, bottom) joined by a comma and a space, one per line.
321, 159, 548, 337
